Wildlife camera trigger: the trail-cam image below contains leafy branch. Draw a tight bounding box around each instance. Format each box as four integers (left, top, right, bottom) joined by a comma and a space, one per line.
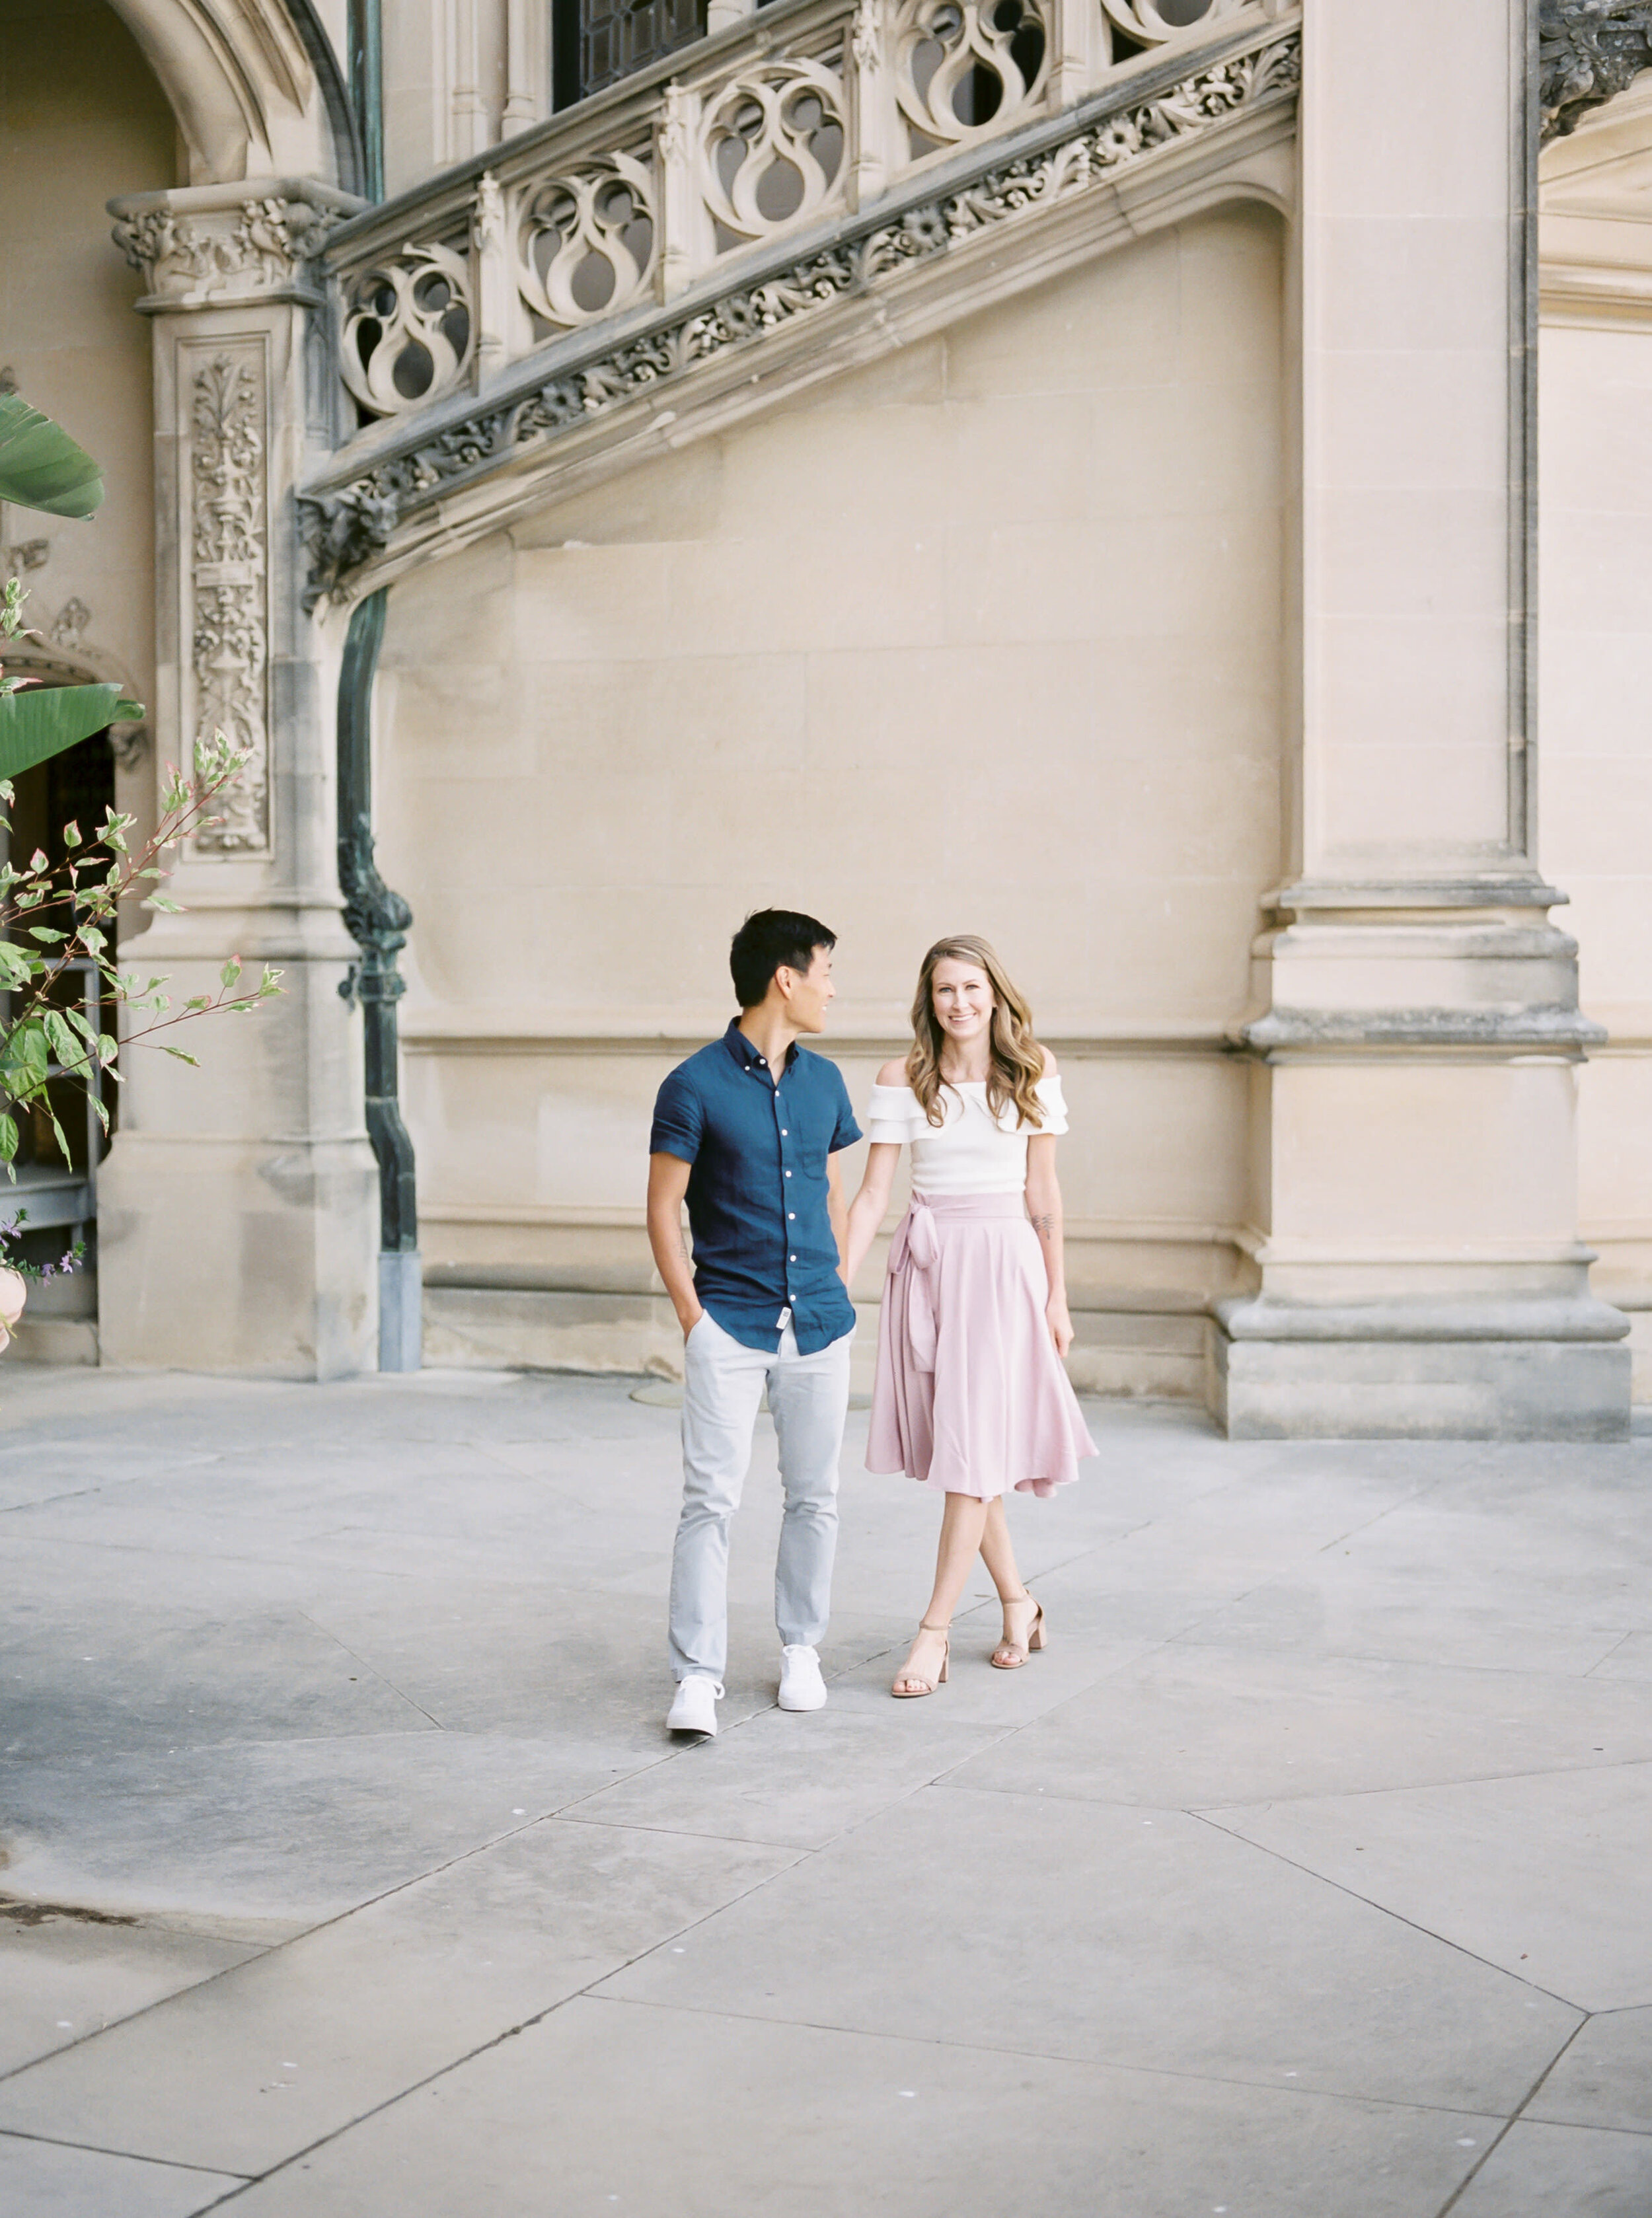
0, 727, 283, 1176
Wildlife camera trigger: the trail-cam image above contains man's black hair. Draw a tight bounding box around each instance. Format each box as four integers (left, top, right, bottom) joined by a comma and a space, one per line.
730, 909, 836, 1010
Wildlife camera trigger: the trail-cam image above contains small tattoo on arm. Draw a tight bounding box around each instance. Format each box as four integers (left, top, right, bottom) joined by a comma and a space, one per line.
1031, 1212, 1055, 1238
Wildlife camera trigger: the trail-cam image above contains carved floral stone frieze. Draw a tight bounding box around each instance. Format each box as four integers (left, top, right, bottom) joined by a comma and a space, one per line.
110, 182, 361, 305
1540, 0, 1652, 139
303, 24, 1300, 603
189, 348, 270, 851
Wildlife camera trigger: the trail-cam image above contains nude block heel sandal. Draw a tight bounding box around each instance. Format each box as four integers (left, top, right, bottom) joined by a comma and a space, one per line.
992, 1594, 1046, 1670
891, 1621, 950, 1698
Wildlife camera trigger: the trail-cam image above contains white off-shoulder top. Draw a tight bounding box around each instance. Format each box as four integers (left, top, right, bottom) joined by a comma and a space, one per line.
864, 1075, 1069, 1197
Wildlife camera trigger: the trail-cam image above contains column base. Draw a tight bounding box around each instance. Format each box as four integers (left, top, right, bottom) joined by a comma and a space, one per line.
97, 1133, 378, 1379
1213, 1298, 1632, 1440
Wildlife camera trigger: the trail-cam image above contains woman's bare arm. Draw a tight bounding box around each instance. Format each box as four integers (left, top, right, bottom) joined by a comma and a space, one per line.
1025, 1130, 1074, 1358
845, 1142, 901, 1286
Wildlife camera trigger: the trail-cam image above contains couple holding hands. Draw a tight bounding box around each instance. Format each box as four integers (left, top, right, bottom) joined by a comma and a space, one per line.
646, 909, 1096, 1736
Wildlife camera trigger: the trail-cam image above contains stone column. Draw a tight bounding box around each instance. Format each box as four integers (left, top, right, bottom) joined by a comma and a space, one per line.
97, 180, 380, 1377
1217, 0, 1632, 1438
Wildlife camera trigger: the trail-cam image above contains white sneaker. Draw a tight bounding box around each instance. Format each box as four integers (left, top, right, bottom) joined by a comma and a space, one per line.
666, 1675, 722, 1735
778, 1645, 827, 1712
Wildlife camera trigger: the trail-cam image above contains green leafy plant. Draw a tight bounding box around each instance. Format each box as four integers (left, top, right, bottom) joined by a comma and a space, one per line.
0, 394, 103, 518
0, 396, 143, 773
0, 729, 283, 1176
0, 397, 280, 1353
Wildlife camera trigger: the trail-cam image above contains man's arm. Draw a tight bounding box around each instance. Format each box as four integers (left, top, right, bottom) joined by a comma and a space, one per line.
647, 1152, 703, 1338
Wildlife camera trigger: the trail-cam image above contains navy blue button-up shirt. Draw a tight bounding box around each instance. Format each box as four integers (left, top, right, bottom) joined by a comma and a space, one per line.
650, 1019, 862, 1354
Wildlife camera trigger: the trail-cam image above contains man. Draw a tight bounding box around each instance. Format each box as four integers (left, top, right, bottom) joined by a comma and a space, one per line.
647, 910, 861, 1736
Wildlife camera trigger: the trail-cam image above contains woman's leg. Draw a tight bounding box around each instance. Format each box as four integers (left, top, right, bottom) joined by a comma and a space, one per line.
978, 1496, 1026, 1602
979, 1495, 1041, 1667
893, 1491, 987, 1694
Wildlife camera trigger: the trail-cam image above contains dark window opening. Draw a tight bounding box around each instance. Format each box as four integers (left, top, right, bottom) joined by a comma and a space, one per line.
5, 727, 118, 1199
554, 0, 708, 109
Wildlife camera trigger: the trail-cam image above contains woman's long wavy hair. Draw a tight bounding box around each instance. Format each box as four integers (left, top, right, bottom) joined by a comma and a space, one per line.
906, 935, 1047, 1130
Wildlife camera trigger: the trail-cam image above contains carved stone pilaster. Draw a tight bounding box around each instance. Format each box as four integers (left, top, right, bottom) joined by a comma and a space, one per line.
1540, 1, 1652, 141
98, 173, 380, 1379
187, 346, 270, 851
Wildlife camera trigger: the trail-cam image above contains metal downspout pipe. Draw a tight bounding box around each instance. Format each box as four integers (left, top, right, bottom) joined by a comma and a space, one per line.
336, 586, 421, 1370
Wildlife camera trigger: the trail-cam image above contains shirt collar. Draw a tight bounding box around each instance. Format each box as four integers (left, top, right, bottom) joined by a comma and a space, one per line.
723, 1017, 799, 1077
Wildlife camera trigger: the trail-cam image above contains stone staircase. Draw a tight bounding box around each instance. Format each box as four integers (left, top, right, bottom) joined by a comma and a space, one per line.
301, 0, 1300, 607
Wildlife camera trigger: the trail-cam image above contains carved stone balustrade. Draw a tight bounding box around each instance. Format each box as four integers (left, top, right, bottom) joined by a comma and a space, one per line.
323, 0, 1252, 421
307, 0, 1295, 601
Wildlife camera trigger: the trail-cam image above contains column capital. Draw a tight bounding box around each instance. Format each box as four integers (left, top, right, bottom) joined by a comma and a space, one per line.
108, 179, 365, 314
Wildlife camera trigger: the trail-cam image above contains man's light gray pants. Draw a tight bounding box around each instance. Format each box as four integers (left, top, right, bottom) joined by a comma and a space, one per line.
669, 1310, 853, 1683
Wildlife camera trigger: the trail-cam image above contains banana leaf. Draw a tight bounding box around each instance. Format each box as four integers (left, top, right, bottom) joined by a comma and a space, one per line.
0, 394, 103, 519
0, 683, 143, 782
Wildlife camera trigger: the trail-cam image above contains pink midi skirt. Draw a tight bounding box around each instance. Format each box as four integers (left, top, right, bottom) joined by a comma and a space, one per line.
866, 1193, 1098, 1500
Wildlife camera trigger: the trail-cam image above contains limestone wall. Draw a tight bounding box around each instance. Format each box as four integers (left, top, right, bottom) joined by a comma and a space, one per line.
375, 203, 1286, 1393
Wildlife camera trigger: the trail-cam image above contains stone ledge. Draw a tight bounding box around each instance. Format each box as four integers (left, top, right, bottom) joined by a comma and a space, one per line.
1215, 1335, 1632, 1442
421, 1283, 1211, 1402
1217, 1294, 1632, 1345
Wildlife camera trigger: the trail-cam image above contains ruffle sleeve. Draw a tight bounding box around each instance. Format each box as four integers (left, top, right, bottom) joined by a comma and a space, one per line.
1033, 1074, 1069, 1135
864, 1081, 925, 1145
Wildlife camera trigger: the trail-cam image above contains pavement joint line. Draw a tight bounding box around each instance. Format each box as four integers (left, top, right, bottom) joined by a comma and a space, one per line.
0, 2122, 252, 2179
1582, 1630, 1641, 1678
576, 1992, 1525, 2123
293, 1609, 449, 1731
1176, 1751, 1652, 1806
1429, 2013, 1594, 2218
548, 1810, 817, 1850
1185, 1810, 1595, 2015
925, 1750, 1652, 1811
1166, 1631, 1647, 1677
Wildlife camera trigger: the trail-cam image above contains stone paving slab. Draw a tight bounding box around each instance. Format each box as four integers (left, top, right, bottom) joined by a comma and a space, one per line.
592, 1782, 1579, 2114
1446, 2118, 1652, 2217
1207, 1762, 1652, 2014
217, 1995, 1498, 2218
0, 1822, 798, 2176
0, 2133, 241, 2217
0, 1369, 1647, 2214
1525, 2007, 1652, 2135
0, 1911, 259, 2078
946, 1645, 1652, 1808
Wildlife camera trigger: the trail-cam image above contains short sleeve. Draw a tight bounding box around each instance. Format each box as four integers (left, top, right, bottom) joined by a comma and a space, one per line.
1033, 1074, 1069, 1136
650, 1066, 704, 1163
864, 1082, 924, 1146
829, 1066, 863, 1154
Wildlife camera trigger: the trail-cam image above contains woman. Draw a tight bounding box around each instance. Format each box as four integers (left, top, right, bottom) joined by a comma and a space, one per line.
845, 936, 1097, 1698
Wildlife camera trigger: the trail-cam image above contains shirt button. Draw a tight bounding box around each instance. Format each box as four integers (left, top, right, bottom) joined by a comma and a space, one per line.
780, 1128, 788, 1136
790, 1253, 797, 1261
788, 1212, 796, 1220
784, 1169, 792, 1177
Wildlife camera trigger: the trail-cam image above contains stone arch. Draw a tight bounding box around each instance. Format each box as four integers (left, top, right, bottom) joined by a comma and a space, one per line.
104, 0, 360, 190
